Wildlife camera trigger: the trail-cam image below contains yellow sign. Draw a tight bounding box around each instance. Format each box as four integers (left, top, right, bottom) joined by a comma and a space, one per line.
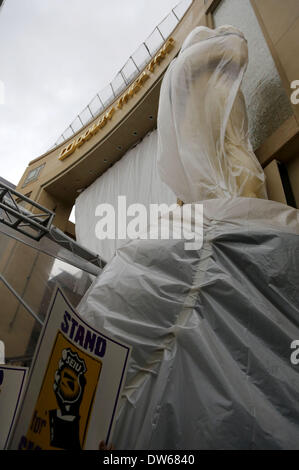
24, 331, 102, 450
59, 37, 175, 161
9, 287, 131, 451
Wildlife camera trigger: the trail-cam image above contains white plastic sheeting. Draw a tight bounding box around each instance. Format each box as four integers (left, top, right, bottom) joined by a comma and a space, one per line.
78, 198, 299, 450
157, 25, 268, 203
75, 130, 176, 263
76, 26, 298, 449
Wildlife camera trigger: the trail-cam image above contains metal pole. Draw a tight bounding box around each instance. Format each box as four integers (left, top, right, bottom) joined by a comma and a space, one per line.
78, 114, 84, 127
156, 25, 165, 40
143, 42, 153, 58
130, 56, 140, 72
120, 69, 128, 85
172, 8, 180, 21
87, 104, 94, 118
97, 93, 105, 108
110, 83, 116, 98
0, 273, 44, 326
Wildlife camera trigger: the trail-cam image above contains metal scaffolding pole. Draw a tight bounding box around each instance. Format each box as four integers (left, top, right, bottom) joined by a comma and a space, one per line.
0, 273, 43, 326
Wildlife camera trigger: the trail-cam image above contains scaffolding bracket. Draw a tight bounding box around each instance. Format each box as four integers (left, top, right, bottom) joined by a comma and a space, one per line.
0, 182, 55, 241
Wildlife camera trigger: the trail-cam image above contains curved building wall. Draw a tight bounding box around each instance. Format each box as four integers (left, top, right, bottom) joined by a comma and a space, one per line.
15, 0, 205, 235
214, 0, 293, 151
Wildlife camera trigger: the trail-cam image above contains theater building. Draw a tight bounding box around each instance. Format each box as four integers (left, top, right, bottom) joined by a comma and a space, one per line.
1, 0, 299, 363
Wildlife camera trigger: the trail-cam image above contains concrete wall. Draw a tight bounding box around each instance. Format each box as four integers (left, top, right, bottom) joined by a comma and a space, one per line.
213, 0, 293, 151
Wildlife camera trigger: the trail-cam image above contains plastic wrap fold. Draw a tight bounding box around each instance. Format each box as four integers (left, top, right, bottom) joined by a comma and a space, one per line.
75, 130, 175, 263
78, 198, 299, 450
157, 26, 268, 202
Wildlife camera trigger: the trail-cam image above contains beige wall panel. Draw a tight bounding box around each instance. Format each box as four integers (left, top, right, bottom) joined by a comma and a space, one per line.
255, 115, 299, 167
254, 0, 299, 45
287, 155, 299, 208
36, 189, 72, 231
276, 17, 299, 83
251, 0, 299, 125
264, 160, 287, 204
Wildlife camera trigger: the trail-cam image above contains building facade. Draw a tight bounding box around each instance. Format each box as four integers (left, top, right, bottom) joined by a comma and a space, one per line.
16, 0, 299, 237
2, 0, 299, 363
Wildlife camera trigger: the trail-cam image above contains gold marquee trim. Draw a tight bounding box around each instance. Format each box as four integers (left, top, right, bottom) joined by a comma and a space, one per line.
59, 38, 175, 161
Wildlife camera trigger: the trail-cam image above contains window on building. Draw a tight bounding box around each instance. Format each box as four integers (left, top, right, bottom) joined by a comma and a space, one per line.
22, 163, 45, 187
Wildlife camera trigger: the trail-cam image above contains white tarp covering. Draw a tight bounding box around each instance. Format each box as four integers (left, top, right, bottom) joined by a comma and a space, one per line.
75, 131, 176, 263
157, 26, 267, 202
78, 198, 299, 449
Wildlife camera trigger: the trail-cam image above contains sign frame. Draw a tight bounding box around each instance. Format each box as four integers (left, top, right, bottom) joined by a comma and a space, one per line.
9, 285, 131, 450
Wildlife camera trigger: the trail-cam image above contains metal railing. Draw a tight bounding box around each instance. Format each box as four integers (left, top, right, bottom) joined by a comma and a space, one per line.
0, 185, 106, 366
0, 221, 103, 366
50, 0, 192, 150
0, 181, 55, 241
0, 181, 106, 271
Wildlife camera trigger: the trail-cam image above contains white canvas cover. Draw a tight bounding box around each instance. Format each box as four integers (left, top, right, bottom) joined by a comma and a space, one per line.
157, 25, 267, 202
78, 198, 299, 449
75, 130, 176, 263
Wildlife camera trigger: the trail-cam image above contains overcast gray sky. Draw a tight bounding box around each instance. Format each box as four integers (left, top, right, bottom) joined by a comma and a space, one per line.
0, 0, 180, 186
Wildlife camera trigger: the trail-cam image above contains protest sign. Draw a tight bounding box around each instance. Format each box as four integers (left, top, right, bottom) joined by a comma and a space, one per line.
0, 364, 28, 449
9, 286, 131, 450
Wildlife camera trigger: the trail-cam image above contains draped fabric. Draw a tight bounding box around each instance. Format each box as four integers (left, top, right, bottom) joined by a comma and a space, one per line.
78, 199, 299, 450
75, 130, 176, 262
157, 26, 267, 203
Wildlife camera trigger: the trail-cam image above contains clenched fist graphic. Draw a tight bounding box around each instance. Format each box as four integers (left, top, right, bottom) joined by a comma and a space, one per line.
49, 348, 87, 450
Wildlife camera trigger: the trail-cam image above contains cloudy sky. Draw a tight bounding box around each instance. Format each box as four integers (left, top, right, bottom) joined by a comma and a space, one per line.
0, 0, 180, 186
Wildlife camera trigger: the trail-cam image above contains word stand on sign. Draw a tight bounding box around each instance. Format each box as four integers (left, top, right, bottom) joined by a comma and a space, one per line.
9, 286, 131, 450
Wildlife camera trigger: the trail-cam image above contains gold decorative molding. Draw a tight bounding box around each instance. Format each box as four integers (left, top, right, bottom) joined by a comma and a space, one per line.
59, 38, 175, 162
